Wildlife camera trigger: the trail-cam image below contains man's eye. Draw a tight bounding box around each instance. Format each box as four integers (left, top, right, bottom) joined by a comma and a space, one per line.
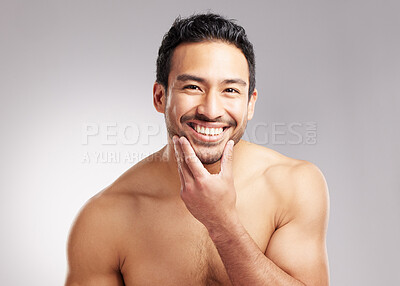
184, 85, 200, 90
225, 88, 239, 93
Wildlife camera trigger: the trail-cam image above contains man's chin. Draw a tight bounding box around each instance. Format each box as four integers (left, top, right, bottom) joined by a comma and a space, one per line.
196, 153, 223, 165
192, 144, 224, 165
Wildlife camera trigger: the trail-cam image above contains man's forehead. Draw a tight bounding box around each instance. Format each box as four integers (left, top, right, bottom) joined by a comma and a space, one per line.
169, 41, 250, 84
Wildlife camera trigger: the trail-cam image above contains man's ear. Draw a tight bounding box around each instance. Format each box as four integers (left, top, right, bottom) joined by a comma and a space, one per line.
247, 88, 258, 120
153, 82, 166, 114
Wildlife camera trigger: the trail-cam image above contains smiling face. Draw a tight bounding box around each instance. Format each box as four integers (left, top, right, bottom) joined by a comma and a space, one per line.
154, 41, 257, 165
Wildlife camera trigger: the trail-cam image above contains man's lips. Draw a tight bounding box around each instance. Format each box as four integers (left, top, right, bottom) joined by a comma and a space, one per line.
186, 119, 230, 129
184, 120, 231, 142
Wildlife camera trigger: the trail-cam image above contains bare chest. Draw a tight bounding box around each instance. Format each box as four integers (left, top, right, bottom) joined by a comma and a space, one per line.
120, 181, 278, 285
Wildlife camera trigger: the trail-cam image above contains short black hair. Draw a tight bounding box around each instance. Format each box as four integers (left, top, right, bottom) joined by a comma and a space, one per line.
156, 13, 256, 98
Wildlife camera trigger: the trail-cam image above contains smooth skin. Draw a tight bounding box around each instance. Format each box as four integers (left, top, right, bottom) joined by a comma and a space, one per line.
66, 41, 330, 285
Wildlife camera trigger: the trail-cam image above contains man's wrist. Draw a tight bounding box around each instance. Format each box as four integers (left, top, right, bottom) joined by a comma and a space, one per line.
206, 210, 243, 243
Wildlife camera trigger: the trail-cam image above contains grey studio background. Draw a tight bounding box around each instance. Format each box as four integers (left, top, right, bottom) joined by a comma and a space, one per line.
0, 0, 399, 285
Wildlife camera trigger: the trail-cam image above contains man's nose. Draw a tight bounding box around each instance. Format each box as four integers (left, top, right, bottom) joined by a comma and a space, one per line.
196, 91, 224, 120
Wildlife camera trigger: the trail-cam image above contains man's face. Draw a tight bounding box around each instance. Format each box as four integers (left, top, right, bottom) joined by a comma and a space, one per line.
161, 41, 256, 164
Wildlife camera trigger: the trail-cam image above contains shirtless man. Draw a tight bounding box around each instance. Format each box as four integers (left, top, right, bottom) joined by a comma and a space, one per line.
66, 13, 330, 286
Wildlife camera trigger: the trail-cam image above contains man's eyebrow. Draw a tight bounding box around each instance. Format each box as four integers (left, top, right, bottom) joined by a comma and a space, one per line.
176, 74, 247, 87
222, 78, 247, 86
176, 74, 206, 83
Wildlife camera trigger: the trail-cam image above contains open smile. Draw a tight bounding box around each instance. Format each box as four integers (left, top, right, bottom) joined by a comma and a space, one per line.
186, 121, 231, 142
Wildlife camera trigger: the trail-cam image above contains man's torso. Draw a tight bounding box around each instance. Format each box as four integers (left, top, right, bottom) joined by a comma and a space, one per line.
86, 141, 300, 285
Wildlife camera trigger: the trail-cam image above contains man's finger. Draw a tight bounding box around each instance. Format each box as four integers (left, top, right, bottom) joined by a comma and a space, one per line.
179, 137, 208, 179
221, 140, 234, 176
173, 136, 194, 184
173, 136, 186, 188
176, 159, 186, 192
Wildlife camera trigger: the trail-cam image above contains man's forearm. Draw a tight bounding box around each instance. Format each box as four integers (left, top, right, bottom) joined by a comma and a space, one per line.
207, 213, 305, 286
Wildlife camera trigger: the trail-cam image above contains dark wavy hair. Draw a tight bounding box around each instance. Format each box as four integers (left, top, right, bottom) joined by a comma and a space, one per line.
156, 13, 256, 98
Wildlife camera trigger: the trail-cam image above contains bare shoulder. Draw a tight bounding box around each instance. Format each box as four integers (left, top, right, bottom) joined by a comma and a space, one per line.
238, 140, 329, 225
66, 151, 166, 285
244, 143, 330, 284
65, 189, 131, 285
67, 149, 168, 252
236, 139, 311, 177
68, 186, 137, 249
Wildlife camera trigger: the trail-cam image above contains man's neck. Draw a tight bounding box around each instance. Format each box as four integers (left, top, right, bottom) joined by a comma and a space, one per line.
203, 161, 222, 175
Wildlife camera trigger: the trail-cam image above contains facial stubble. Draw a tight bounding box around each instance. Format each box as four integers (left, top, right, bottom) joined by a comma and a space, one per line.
165, 111, 248, 165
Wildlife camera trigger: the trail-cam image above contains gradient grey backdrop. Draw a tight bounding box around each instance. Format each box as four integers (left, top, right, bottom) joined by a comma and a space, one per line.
1, 0, 399, 285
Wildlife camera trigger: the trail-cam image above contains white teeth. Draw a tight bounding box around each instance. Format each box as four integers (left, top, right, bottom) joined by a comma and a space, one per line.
192, 124, 224, 136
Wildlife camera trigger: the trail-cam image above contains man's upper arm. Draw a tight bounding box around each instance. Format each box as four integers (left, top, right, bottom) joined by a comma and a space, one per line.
265, 162, 330, 286
65, 196, 124, 286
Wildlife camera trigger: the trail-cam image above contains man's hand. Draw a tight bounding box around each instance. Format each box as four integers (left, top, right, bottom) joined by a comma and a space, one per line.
173, 136, 237, 230
173, 136, 329, 285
